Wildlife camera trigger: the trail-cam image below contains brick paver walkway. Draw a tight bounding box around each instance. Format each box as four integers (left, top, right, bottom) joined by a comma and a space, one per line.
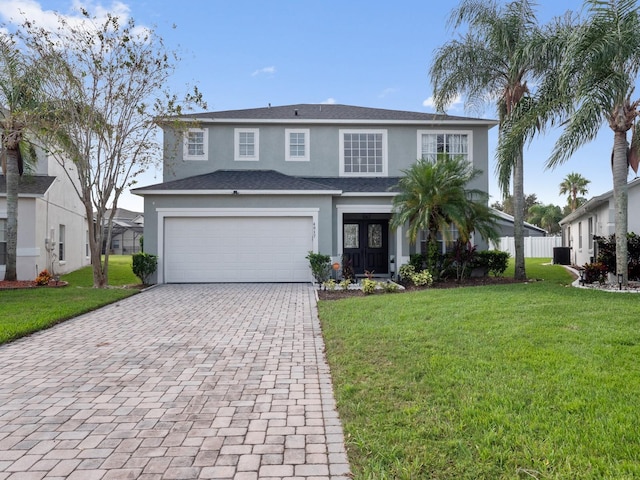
0, 284, 351, 479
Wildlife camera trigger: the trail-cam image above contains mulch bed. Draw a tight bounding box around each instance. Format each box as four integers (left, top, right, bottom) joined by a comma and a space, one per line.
0, 280, 69, 290
317, 276, 528, 300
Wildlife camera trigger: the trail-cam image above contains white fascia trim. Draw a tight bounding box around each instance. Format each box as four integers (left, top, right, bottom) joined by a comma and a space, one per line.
340, 192, 397, 197
175, 118, 498, 127
0, 193, 43, 198
156, 207, 319, 284
133, 189, 341, 196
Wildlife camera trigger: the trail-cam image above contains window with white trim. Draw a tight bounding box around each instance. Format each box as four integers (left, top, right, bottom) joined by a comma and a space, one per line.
183, 128, 208, 161
340, 129, 388, 176
235, 128, 259, 161
418, 131, 470, 163
588, 217, 594, 249
285, 129, 310, 161
578, 221, 583, 249
85, 230, 89, 258
59, 224, 65, 262
0, 219, 6, 266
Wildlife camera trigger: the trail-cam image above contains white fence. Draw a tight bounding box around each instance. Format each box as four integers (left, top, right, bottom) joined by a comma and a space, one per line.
490, 236, 563, 258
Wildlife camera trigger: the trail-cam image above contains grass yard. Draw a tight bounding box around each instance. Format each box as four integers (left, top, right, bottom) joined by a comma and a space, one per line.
319, 259, 640, 479
0, 255, 139, 344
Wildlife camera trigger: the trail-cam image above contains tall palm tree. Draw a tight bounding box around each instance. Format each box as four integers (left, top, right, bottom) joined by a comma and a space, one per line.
390, 155, 499, 275
544, 0, 640, 284
559, 172, 591, 212
429, 0, 551, 281
0, 37, 43, 281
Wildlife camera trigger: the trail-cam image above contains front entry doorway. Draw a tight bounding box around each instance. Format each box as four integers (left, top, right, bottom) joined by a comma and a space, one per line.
343, 218, 389, 275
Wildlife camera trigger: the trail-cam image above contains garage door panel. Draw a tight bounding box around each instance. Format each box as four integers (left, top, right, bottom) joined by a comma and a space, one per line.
164, 216, 313, 283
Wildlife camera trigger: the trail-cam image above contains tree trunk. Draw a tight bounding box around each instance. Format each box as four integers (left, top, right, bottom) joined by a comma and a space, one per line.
512, 149, 526, 280
4, 147, 20, 281
612, 130, 629, 285
86, 203, 107, 288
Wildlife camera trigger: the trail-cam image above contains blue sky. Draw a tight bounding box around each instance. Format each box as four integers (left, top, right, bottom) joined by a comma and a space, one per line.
0, 0, 632, 212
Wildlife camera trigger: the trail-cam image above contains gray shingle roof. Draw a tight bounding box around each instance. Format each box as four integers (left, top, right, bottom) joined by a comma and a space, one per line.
177, 103, 494, 124
301, 176, 401, 193
134, 170, 339, 192
133, 170, 401, 194
0, 175, 56, 196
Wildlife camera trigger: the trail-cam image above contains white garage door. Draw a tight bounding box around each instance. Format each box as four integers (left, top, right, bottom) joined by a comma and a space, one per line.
164, 216, 313, 283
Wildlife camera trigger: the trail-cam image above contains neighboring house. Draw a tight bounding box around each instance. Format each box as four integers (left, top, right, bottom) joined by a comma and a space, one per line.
103, 208, 143, 255
0, 150, 90, 280
133, 104, 497, 283
491, 208, 547, 238
559, 176, 640, 267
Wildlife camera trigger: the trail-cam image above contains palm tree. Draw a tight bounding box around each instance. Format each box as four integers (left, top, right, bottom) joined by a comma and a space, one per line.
559, 172, 591, 212
528, 203, 563, 235
430, 0, 551, 281
532, 0, 640, 285
390, 155, 499, 275
0, 37, 43, 281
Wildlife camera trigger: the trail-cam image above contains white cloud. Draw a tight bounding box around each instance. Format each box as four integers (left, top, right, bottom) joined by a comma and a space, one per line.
423, 94, 463, 111
320, 97, 336, 104
251, 66, 276, 77
378, 87, 397, 98
0, 0, 132, 30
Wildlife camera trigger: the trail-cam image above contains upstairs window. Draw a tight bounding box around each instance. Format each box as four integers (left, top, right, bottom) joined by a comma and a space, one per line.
418, 131, 470, 163
286, 129, 310, 161
340, 129, 388, 176
183, 128, 208, 161
235, 128, 259, 161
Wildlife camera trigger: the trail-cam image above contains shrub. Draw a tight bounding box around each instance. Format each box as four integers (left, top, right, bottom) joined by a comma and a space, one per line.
35, 269, 52, 286
132, 252, 158, 285
582, 262, 608, 284
361, 278, 377, 295
473, 250, 510, 277
398, 263, 416, 282
409, 253, 427, 272
411, 270, 433, 287
594, 233, 640, 280
341, 255, 355, 281
323, 279, 337, 291
448, 240, 476, 281
306, 252, 331, 284
339, 279, 352, 291
382, 280, 399, 293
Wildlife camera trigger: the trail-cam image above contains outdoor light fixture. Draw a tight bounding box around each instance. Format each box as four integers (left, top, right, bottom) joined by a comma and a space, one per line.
618, 273, 623, 290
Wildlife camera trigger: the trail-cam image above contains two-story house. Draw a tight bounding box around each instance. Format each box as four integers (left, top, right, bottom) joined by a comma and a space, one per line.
133, 104, 497, 283
0, 149, 90, 280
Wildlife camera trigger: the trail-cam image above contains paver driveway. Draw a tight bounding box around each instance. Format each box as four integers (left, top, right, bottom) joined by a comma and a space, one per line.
0, 284, 351, 480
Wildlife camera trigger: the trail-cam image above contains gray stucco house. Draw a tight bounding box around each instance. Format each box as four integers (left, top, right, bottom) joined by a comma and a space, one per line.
133, 104, 497, 283
559, 176, 640, 267
0, 150, 90, 280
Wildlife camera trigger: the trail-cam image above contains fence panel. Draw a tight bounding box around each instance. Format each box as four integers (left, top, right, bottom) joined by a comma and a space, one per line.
490, 236, 563, 258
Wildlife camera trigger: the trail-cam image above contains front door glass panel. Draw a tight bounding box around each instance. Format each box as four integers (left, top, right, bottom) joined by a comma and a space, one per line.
368, 224, 383, 248
344, 224, 359, 249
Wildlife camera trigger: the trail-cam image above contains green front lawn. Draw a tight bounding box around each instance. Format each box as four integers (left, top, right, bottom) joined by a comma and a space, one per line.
0, 255, 140, 344
319, 259, 640, 479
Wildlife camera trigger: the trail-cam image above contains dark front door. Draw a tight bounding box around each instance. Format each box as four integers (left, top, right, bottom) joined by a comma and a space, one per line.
343, 220, 389, 275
